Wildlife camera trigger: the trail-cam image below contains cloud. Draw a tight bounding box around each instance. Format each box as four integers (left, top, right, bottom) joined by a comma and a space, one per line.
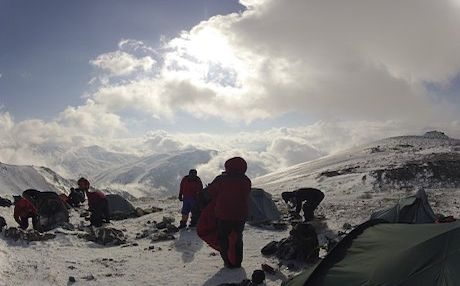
90, 50, 155, 76
80, 0, 460, 127
2, 0, 460, 184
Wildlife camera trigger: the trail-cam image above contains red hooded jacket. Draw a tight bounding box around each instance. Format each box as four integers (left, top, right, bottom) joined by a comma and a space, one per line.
208, 157, 252, 221
86, 191, 107, 209
14, 198, 37, 224
179, 175, 203, 199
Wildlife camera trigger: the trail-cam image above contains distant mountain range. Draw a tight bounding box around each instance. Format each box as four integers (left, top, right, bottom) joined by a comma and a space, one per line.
1, 132, 459, 202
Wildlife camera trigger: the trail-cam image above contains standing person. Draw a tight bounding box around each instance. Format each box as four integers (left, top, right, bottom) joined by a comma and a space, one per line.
178, 169, 203, 229
78, 177, 109, 227
207, 157, 251, 268
13, 195, 39, 230
281, 188, 324, 221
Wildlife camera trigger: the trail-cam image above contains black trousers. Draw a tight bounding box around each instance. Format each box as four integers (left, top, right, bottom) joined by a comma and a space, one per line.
90, 200, 110, 227
19, 215, 39, 230
217, 219, 245, 267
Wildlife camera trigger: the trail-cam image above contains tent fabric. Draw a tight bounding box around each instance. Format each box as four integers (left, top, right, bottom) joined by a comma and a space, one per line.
370, 189, 436, 223
106, 194, 136, 220
247, 188, 281, 224
27, 191, 69, 232
284, 220, 460, 286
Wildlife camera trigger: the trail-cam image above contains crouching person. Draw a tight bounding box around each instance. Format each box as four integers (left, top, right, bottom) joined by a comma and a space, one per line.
13, 195, 39, 230
282, 188, 324, 221
78, 177, 109, 227
208, 157, 251, 268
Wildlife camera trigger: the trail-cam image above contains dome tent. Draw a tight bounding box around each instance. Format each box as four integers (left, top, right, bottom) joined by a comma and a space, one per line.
370, 189, 436, 223
106, 194, 137, 220
247, 188, 280, 225
23, 189, 69, 232
284, 220, 460, 286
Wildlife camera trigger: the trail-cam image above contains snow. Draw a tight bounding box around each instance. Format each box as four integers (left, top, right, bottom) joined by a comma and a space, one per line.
0, 198, 290, 286
1, 134, 460, 285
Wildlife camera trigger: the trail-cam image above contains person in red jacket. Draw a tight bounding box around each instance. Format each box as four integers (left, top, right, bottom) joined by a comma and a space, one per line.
78, 177, 109, 227
13, 196, 39, 230
207, 157, 252, 268
178, 169, 203, 229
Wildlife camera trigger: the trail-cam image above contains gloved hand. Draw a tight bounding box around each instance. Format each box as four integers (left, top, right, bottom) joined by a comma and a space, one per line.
178, 194, 183, 201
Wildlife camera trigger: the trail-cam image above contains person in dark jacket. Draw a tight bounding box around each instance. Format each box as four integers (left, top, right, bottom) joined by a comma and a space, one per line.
68, 187, 86, 208
78, 177, 109, 227
208, 157, 252, 268
178, 169, 203, 228
13, 196, 39, 230
282, 188, 324, 221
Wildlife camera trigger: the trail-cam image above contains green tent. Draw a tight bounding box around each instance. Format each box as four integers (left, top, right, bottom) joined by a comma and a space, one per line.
284, 220, 460, 286
370, 189, 436, 223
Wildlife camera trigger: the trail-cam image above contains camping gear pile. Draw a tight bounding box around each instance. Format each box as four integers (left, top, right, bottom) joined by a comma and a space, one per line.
261, 223, 319, 263
135, 216, 178, 242
78, 226, 126, 246
4, 227, 56, 242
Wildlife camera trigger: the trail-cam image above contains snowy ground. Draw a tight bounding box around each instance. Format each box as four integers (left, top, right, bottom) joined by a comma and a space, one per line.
0, 198, 293, 286
1, 187, 458, 286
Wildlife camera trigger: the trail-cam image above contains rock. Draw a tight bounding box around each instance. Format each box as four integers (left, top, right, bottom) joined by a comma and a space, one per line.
162, 216, 175, 224
3, 227, 56, 242
261, 263, 276, 275
0, 216, 6, 230
342, 223, 352, 230
60, 222, 75, 231
251, 270, 266, 285
135, 208, 146, 217
82, 274, 95, 281
151, 231, 175, 242
156, 222, 167, 229
165, 224, 179, 234
68, 276, 76, 283
148, 245, 155, 250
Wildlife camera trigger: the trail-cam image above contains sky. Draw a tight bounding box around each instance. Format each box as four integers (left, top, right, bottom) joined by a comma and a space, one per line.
1, 0, 460, 175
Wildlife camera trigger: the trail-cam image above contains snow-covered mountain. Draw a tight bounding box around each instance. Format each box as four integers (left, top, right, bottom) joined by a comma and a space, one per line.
254, 132, 460, 228
55, 145, 140, 179
94, 148, 215, 197
0, 162, 73, 197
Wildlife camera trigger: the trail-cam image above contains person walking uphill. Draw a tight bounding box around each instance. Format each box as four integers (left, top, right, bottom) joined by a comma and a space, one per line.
78, 177, 109, 227
178, 169, 203, 229
207, 157, 252, 268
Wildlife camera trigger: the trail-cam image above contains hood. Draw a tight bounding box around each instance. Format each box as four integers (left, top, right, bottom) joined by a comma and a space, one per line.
224, 157, 247, 175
